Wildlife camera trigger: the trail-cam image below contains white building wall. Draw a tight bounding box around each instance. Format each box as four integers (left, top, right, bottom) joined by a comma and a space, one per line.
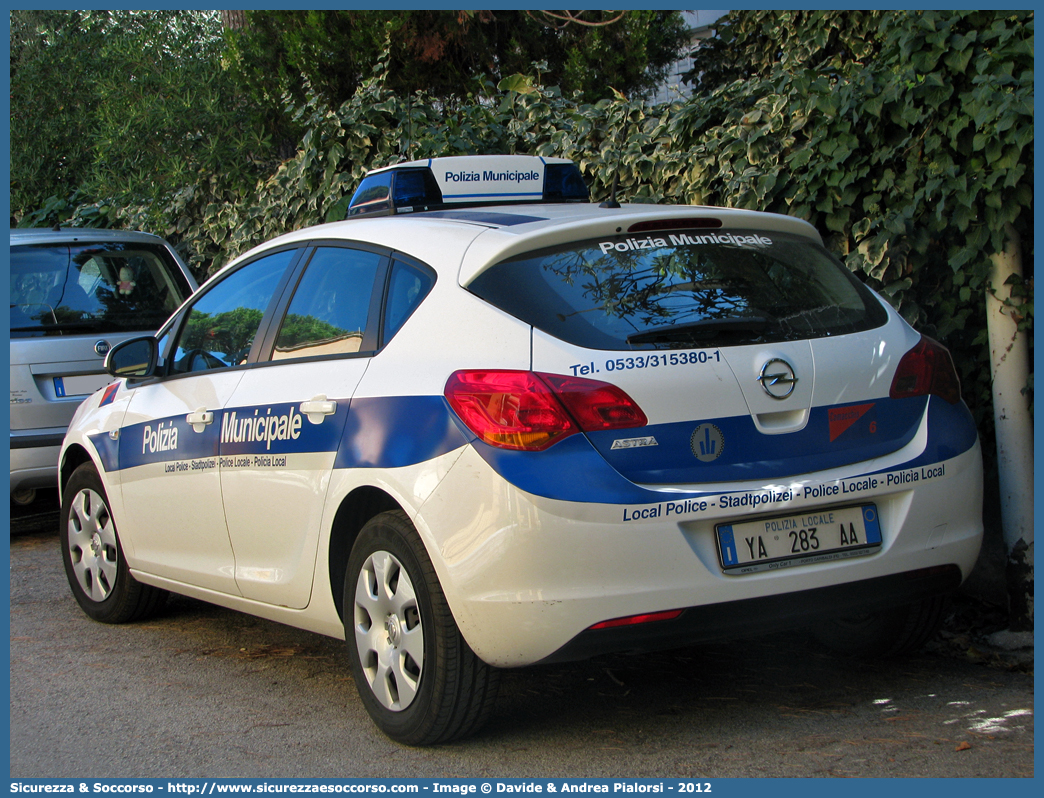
647, 10, 729, 105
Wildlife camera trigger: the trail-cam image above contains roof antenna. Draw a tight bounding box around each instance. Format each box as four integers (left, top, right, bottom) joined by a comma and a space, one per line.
599, 171, 621, 209
406, 93, 413, 158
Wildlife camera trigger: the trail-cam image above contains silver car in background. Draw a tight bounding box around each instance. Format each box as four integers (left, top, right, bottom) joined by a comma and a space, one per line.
9, 228, 197, 504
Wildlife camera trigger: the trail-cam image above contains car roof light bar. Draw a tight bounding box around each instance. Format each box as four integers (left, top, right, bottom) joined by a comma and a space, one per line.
346, 155, 589, 219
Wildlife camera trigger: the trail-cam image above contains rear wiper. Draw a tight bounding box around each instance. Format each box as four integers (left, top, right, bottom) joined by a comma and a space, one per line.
627, 316, 769, 345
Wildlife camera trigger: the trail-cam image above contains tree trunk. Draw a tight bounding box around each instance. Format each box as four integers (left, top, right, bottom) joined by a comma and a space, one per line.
986, 223, 1033, 631
221, 11, 247, 30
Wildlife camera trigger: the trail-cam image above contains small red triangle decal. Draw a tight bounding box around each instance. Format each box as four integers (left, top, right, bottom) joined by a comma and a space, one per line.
828, 403, 875, 442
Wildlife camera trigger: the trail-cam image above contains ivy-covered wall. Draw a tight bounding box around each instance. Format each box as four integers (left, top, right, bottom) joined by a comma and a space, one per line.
26, 10, 1032, 480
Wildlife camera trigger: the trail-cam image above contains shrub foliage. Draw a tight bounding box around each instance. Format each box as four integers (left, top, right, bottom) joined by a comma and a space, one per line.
12, 10, 1033, 461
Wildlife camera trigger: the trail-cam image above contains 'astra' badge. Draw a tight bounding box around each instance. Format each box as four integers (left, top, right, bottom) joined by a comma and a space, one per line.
610, 436, 658, 450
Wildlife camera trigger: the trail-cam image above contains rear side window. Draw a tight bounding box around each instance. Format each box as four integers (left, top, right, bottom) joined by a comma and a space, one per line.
382, 260, 435, 343
9, 242, 192, 338
272, 247, 383, 360
468, 230, 888, 350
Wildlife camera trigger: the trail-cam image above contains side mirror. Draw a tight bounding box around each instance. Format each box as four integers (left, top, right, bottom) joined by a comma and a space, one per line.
104, 336, 158, 380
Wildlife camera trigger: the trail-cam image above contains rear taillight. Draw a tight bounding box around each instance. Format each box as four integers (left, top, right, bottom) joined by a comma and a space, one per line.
444, 370, 647, 452
889, 336, 962, 404
538, 373, 648, 431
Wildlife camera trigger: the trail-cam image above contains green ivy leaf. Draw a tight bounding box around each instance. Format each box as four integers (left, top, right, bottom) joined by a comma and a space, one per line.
498, 74, 540, 96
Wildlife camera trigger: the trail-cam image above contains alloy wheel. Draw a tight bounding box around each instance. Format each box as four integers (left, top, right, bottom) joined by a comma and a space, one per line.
353, 550, 425, 711
66, 488, 119, 603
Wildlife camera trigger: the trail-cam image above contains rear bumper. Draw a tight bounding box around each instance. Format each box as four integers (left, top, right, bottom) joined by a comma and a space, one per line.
537, 564, 961, 664
10, 431, 63, 492
11, 431, 65, 450
416, 437, 983, 668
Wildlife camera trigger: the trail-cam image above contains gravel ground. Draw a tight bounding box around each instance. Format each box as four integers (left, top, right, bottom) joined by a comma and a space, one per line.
9, 492, 1034, 779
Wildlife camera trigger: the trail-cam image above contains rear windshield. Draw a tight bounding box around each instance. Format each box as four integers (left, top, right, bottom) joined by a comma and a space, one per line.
9, 241, 192, 338
468, 230, 888, 350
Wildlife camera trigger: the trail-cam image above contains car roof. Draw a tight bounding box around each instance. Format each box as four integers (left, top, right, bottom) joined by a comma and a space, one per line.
220, 201, 824, 288
9, 228, 171, 246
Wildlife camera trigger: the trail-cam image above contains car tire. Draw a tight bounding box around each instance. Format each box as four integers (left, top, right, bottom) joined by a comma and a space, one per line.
810, 595, 949, 658
345, 510, 500, 745
60, 462, 167, 623
12, 488, 36, 506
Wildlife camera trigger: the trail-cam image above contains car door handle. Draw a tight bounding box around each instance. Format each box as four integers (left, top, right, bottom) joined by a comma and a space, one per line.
300, 395, 337, 425
186, 407, 214, 433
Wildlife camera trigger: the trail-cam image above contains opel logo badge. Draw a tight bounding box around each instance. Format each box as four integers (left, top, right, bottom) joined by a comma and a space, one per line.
94, 340, 111, 357
758, 358, 797, 400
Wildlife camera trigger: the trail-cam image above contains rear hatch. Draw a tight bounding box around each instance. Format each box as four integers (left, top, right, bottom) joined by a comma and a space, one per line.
9, 239, 193, 433
468, 225, 921, 485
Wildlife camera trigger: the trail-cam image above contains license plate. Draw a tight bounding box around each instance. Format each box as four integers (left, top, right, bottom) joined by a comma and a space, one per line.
54, 374, 113, 398
716, 504, 881, 574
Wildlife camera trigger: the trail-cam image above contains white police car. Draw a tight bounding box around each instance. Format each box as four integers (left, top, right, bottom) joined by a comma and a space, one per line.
59, 154, 983, 745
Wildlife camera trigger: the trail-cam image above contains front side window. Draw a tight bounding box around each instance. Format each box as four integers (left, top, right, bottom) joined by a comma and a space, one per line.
271, 247, 383, 361
468, 230, 888, 350
169, 249, 294, 374
9, 241, 192, 338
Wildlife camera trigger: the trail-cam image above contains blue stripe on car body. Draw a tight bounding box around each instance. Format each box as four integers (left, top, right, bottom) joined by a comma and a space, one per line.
467, 395, 977, 504
91, 393, 977, 507
87, 431, 120, 474
584, 397, 926, 485
334, 396, 471, 470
